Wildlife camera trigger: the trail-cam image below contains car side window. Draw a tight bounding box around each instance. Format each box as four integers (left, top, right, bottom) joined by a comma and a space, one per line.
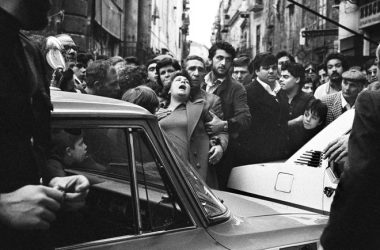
48, 126, 192, 248
132, 128, 193, 233
48, 127, 134, 248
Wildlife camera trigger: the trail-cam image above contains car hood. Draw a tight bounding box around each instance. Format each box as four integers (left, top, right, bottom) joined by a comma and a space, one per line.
208, 190, 327, 249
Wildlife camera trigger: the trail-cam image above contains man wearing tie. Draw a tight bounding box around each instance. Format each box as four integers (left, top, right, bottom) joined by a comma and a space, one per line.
320, 68, 366, 126
203, 41, 251, 190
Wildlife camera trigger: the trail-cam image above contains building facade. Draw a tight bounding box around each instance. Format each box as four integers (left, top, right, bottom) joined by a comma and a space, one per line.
27, 0, 190, 63
212, 0, 340, 65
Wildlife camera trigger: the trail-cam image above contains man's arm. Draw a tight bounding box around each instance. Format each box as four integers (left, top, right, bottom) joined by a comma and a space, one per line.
227, 84, 251, 136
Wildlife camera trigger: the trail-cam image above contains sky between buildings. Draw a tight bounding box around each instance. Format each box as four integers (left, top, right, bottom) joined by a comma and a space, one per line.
188, 0, 220, 48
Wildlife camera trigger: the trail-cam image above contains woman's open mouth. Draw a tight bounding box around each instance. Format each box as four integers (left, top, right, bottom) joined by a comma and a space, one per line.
179, 84, 187, 90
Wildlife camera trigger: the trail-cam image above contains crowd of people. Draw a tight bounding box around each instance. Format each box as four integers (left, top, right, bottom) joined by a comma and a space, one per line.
2, 0, 380, 249
41, 33, 378, 191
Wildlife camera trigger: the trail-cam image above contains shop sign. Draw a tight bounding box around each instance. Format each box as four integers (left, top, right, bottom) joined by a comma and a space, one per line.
359, 1, 380, 29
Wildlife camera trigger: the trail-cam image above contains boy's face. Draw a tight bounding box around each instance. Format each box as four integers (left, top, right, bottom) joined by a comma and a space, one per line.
303, 109, 322, 130
279, 69, 299, 91
69, 137, 87, 163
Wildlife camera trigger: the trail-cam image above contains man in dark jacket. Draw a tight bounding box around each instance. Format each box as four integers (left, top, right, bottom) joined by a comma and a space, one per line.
203, 41, 251, 189
320, 43, 380, 250
0, 1, 89, 249
184, 55, 228, 169
237, 53, 288, 165
320, 90, 380, 249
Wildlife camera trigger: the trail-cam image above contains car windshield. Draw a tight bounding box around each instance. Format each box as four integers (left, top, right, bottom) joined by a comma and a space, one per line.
161, 131, 228, 219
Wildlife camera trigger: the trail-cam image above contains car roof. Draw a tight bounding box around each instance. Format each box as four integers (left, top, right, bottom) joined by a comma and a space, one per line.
50, 90, 154, 119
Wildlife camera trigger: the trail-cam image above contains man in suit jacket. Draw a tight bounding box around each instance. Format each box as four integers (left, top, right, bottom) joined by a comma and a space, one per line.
237, 53, 288, 165
321, 90, 380, 249
203, 41, 251, 189
321, 68, 366, 126
184, 55, 228, 163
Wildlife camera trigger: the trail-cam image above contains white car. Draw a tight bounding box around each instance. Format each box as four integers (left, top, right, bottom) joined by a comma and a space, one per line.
228, 109, 355, 214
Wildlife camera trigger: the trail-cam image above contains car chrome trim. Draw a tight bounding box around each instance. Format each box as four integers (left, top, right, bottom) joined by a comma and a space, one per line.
55, 226, 198, 250
128, 128, 143, 233
228, 188, 329, 215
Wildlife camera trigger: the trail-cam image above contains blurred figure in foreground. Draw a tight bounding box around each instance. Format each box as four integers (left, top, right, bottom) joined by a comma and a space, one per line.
321, 45, 380, 249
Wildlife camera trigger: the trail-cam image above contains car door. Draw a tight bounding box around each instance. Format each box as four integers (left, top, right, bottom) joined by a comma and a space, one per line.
48, 122, 222, 250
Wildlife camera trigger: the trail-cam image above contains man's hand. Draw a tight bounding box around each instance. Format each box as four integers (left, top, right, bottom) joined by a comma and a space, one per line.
209, 145, 223, 165
0, 185, 63, 230
49, 175, 90, 211
156, 109, 171, 121
205, 112, 226, 134
323, 134, 349, 163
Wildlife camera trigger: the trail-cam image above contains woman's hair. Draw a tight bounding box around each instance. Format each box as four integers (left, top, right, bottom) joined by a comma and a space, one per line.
118, 65, 147, 94
160, 70, 192, 101
155, 58, 181, 88
122, 86, 159, 114
306, 99, 328, 128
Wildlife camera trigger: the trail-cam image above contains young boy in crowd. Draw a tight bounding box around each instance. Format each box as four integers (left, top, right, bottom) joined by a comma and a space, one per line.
287, 99, 327, 155
44, 129, 88, 181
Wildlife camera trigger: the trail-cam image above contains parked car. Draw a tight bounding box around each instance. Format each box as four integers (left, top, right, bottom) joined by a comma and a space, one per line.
228, 109, 355, 215
49, 90, 328, 249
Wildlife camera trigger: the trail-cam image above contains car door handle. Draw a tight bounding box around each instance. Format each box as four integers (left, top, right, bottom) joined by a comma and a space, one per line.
324, 187, 335, 197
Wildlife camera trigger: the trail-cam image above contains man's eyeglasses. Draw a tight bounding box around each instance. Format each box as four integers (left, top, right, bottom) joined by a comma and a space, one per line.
306, 68, 316, 74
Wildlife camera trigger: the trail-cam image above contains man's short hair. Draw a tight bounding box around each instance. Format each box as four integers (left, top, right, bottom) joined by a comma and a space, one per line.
208, 41, 236, 60
363, 58, 377, 71
233, 56, 250, 67
275, 51, 295, 63
323, 53, 349, 71
146, 58, 159, 68
317, 63, 326, 73
252, 53, 277, 73
184, 55, 205, 67
86, 60, 111, 88
281, 62, 305, 86
125, 56, 139, 65
51, 129, 83, 158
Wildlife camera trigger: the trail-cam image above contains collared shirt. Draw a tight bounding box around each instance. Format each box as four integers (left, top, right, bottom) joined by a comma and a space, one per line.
277, 89, 314, 120
257, 77, 280, 97
340, 92, 353, 110
204, 72, 225, 94
314, 81, 340, 99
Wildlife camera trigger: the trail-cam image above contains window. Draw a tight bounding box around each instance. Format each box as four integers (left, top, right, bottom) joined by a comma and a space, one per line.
318, 0, 327, 28
256, 25, 261, 54
48, 126, 192, 248
132, 128, 192, 232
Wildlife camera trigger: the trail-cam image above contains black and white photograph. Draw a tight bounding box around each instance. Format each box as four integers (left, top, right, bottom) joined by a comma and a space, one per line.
1, 0, 380, 249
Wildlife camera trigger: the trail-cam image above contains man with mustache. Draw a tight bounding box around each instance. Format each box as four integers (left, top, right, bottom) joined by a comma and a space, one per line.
314, 53, 348, 99
320, 68, 366, 126
203, 41, 251, 190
